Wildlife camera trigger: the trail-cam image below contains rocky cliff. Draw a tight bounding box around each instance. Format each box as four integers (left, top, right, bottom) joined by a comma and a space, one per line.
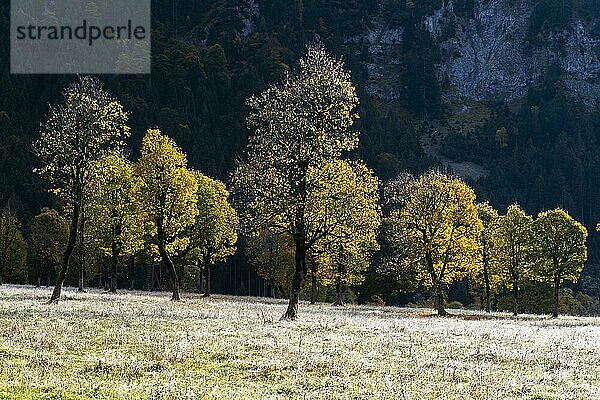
201, 0, 600, 106
426, 0, 600, 106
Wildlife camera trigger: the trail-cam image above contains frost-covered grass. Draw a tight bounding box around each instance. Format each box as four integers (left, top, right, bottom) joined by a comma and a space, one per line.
0, 285, 599, 399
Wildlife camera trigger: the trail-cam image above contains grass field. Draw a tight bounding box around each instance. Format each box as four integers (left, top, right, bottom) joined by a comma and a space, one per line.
0, 285, 599, 399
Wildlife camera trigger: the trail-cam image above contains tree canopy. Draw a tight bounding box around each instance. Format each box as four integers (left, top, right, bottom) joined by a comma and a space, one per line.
532, 208, 587, 317
33, 76, 130, 303
232, 42, 379, 319
386, 171, 482, 316
132, 129, 198, 301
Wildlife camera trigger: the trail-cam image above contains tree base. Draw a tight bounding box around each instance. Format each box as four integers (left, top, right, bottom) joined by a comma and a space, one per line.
281, 298, 299, 320
280, 311, 297, 320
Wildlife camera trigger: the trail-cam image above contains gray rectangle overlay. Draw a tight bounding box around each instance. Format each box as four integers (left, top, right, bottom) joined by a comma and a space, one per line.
11, 0, 151, 74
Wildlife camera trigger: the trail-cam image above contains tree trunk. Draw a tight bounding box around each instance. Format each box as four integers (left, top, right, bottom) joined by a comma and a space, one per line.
333, 255, 346, 307
436, 281, 447, 316
157, 222, 180, 301
129, 255, 135, 290
103, 260, 110, 291
553, 272, 560, 318
282, 241, 307, 320
157, 243, 179, 301
109, 237, 121, 294
49, 202, 80, 303
483, 265, 491, 313
426, 252, 446, 316
333, 278, 345, 307
277, 285, 287, 299
310, 258, 317, 305
110, 252, 119, 294
165, 255, 180, 301
203, 260, 211, 298
77, 211, 86, 293
78, 270, 85, 293
512, 279, 519, 317
197, 263, 203, 293
310, 272, 316, 305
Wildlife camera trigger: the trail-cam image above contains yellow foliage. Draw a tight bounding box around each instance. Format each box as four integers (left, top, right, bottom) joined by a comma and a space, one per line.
132, 129, 198, 258
388, 171, 482, 287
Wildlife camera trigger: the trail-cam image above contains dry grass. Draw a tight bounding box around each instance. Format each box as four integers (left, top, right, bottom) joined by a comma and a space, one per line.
0, 285, 599, 399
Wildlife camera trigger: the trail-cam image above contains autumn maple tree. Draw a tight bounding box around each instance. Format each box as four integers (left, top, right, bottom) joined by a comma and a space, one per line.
531, 209, 587, 317
476, 202, 500, 313
33, 76, 130, 303
386, 171, 482, 316
29, 208, 68, 287
492, 204, 533, 316
132, 129, 198, 301
186, 172, 238, 297
233, 43, 380, 319
87, 154, 143, 293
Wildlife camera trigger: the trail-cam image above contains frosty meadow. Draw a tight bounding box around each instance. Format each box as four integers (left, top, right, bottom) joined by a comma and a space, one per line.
0, 285, 599, 399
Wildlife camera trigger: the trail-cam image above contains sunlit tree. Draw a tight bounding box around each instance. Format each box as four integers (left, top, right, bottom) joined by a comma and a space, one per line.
132, 129, 198, 301
532, 209, 587, 317
386, 171, 482, 316
492, 204, 533, 316
87, 154, 143, 293
232, 43, 381, 319
313, 242, 375, 306
186, 172, 238, 297
33, 76, 129, 302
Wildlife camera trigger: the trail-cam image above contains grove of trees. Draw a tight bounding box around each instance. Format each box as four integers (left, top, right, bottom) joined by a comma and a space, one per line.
0, 43, 593, 320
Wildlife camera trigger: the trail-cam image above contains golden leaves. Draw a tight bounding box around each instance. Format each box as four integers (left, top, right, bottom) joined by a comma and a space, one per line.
132, 129, 198, 256
387, 171, 482, 287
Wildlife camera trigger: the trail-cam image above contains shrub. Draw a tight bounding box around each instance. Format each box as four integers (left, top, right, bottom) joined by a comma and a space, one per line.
367, 295, 385, 307
447, 300, 464, 310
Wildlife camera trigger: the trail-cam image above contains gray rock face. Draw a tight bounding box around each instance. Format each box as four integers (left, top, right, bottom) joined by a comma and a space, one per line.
425, 0, 540, 102
363, 22, 405, 100
216, 0, 600, 106
556, 21, 600, 105
424, 0, 600, 106
238, 0, 260, 40
357, 0, 600, 106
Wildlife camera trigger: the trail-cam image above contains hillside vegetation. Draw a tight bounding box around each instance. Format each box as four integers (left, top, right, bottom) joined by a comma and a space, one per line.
0, 285, 599, 399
